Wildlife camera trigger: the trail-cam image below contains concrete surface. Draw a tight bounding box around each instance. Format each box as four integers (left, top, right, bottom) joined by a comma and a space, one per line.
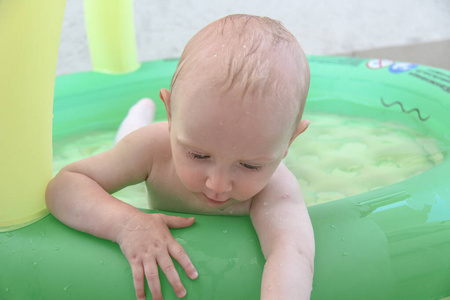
55, 0, 450, 75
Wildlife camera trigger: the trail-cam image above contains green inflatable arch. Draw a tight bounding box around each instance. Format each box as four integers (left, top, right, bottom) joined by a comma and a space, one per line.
1, 1, 449, 300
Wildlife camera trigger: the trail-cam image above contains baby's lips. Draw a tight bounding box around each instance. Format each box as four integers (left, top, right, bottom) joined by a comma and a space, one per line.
203, 193, 230, 204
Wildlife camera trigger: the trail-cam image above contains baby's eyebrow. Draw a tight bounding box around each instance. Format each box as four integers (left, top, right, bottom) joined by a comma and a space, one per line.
176, 136, 208, 153
241, 157, 277, 165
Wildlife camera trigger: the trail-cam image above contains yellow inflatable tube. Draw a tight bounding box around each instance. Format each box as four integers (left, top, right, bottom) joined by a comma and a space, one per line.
84, 0, 140, 73
0, 0, 66, 231
0, 0, 138, 231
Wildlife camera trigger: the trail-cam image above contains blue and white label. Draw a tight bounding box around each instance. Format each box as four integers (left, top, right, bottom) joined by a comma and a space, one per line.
389, 62, 418, 73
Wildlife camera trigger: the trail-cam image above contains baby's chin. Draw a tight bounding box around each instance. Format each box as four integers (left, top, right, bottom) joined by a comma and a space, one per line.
215, 200, 241, 213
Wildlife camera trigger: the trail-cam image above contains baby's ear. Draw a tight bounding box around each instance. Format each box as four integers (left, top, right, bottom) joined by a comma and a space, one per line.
160, 88, 172, 129
284, 119, 310, 158
292, 119, 310, 141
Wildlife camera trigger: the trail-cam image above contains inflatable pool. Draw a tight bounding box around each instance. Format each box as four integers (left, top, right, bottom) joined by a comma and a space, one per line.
1, 2, 449, 300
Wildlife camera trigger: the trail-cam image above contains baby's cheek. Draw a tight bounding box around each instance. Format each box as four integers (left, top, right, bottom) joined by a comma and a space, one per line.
176, 164, 205, 192
236, 175, 269, 200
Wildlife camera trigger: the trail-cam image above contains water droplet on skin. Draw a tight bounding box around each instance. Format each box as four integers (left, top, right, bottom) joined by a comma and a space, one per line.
243, 45, 247, 48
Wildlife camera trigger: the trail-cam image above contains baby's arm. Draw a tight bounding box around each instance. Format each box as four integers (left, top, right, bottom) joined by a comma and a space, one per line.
46, 125, 198, 300
250, 162, 315, 300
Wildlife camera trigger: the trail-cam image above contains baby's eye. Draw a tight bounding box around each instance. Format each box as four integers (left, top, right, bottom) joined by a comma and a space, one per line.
188, 152, 210, 160
241, 163, 261, 171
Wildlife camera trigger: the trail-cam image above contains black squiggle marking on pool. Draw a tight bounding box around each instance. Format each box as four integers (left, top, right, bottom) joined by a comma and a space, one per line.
380, 97, 430, 121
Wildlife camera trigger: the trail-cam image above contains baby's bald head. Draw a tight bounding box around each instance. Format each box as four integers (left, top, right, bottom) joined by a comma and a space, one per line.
170, 14, 310, 131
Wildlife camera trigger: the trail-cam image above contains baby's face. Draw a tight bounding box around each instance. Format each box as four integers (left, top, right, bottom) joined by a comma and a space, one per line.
168, 83, 296, 209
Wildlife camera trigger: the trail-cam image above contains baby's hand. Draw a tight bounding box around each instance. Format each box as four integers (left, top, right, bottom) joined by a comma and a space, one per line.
115, 212, 198, 300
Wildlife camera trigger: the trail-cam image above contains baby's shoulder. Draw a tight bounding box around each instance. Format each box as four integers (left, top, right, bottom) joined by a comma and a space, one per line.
115, 121, 171, 158
145, 121, 170, 139
146, 122, 171, 154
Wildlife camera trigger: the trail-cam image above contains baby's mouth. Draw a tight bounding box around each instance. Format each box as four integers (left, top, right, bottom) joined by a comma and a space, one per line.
203, 193, 230, 206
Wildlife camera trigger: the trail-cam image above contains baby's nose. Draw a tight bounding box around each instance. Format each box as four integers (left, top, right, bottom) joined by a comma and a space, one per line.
205, 169, 232, 194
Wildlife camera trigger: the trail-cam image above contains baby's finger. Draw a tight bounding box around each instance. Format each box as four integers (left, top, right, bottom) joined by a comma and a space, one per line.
130, 263, 146, 300
145, 262, 163, 300
157, 255, 186, 298
162, 215, 195, 229
169, 242, 198, 280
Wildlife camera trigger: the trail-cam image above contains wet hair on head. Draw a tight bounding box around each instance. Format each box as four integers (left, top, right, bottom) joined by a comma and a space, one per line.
170, 14, 310, 126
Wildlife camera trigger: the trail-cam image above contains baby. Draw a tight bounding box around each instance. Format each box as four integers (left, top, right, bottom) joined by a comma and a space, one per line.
46, 14, 315, 300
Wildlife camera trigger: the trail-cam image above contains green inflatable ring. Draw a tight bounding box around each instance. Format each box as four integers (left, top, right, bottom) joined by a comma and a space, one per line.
1, 56, 449, 300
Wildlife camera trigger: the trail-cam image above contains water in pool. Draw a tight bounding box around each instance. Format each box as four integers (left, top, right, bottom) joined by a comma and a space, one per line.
53, 111, 444, 208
